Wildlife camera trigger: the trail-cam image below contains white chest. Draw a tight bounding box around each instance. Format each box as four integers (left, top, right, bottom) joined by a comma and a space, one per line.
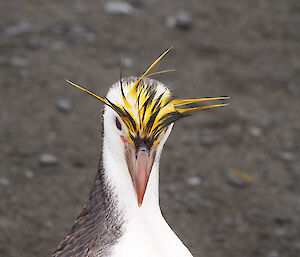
102, 139, 193, 257
109, 212, 193, 257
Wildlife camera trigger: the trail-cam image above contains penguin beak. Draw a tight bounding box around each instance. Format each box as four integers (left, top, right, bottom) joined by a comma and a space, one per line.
124, 142, 156, 207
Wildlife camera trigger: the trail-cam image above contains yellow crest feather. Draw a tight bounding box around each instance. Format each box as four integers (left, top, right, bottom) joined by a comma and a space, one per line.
66, 49, 229, 148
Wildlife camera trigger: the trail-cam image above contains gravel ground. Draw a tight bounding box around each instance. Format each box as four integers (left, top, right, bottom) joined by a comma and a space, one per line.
0, 1, 300, 257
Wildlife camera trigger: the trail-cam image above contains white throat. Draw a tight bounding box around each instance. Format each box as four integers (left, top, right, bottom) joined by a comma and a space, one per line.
102, 135, 161, 218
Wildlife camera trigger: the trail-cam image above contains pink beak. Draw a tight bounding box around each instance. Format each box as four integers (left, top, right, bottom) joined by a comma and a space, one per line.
124, 142, 156, 207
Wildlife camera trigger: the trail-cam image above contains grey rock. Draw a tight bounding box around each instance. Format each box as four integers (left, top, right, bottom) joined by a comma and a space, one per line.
26, 38, 45, 49
214, 233, 226, 242
48, 132, 58, 141
200, 135, 222, 147
67, 26, 95, 43
274, 227, 286, 237
186, 176, 202, 186
0, 177, 10, 186
50, 26, 65, 36
51, 41, 66, 51
123, 57, 133, 68
251, 208, 262, 217
279, 152, 295, 162
235, 108, 248, 119
223, 218, 234, 226
267, 250, 280, 257
104, 1, 135, 15
10, 57, 27, 67
4, 22, 40, 38
166, 11, 192, 29
69, 26, 87, 42
39, 153, 58, 166
73, 1, 85, 13
45, 220, 53, 228
227, 176, 247, 188
86, 33, 96, 42
227, 170, 252, 188
56, 99, 71, 114
249, 126, 262, 137
24, 170, 34, 179
129, 0, 143, 8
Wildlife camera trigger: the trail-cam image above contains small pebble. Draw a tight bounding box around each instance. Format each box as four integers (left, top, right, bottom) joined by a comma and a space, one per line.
129, 0, 143, 7
227, 170, 253, 188
0, 177, 10, 186
48, 132, 58, 141
200, 135, 222, 147
24, 170, 34, 179
51, 41, 65, 51
51, 26, 65, 36
104, 1, 135, 15
251, 208, 262, 217
45, 220, 54, 228
249, 126, 262, 137
279, 152, 295, 162
26, 38, 45, 49
10, 57, 27, 67
123, 57, 133, 68
4, 22, 40, 38
274, 228, 286, 237
86, 33, 96, 42
39, 153, 58, 166
186, 176, 202, 186
214, 233, 226, 242
166, 11, 192, 29
223, 218, 234, 226
69, 26, 90, 43
267, 250, 280, 257
73, 1, 85, 13
56, 99, 71, 114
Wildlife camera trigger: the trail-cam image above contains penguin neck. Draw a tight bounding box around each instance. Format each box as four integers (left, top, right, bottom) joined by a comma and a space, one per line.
102, 137, 162, 220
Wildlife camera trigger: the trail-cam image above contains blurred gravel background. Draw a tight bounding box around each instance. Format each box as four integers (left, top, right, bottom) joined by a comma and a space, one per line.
0, 0, 300, 257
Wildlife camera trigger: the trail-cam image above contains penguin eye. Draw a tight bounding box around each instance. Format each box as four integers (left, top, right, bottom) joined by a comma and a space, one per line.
115, 117, 122, 130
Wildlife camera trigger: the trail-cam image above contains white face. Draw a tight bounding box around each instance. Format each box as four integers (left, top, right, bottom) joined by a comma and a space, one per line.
102, 79, 173, 163
103, 105, 173, 163
102, 80, 174, 206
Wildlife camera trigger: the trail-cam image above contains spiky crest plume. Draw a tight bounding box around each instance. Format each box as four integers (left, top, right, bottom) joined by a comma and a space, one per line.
66, 48, 229, 148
